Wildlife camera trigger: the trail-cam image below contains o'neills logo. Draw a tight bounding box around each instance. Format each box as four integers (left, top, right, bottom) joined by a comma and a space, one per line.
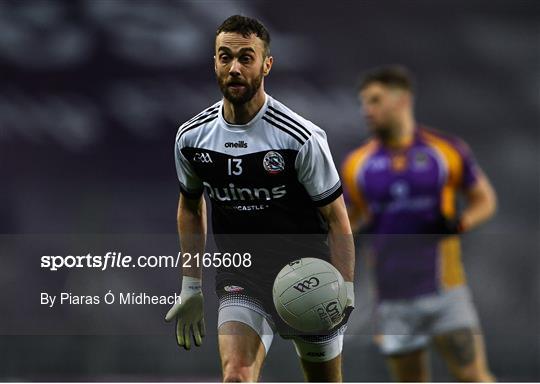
224, 141, 248, 148
203, 182, 286, 202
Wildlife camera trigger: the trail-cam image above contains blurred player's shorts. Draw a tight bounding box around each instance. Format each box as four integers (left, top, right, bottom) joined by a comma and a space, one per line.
376, 286, 480, 355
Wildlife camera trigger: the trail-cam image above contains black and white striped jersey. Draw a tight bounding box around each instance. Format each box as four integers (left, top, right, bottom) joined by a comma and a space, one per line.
174, 94, 342, 236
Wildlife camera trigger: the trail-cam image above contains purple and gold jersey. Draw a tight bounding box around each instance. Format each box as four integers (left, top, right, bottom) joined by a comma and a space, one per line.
342, 126, 479, 300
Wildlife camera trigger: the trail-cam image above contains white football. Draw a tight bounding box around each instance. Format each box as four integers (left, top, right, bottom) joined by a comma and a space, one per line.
272, 257, 347, 333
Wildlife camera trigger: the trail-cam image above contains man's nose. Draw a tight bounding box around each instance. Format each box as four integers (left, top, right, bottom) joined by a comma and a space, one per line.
229, 59, 241, 76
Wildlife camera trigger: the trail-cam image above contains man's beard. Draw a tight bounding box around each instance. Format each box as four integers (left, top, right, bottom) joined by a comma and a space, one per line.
218, 71, 263, 106
372, 124, 393, 142
370, 120, 397, 142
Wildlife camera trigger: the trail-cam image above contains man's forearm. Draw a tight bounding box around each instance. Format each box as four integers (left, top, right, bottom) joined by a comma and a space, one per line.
328, 226, 355, 282
178, 195, 207, 279
461, 201, 496, 231
461, 175, 497, 232
319, 197, 356, 282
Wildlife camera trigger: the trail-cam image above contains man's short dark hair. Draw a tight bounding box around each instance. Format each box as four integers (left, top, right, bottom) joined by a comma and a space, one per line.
216, 15, 271, 57
359, 65, 415, 93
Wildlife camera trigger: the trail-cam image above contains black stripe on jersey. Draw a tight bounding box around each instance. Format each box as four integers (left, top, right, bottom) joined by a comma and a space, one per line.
180, 106, 219, 129
313, 185, 343, 207
268, 106, 311, 138
312, 180, 341, 201
262, 116, 306, 145
178, 114, 218, 139
183, 105, 220, 127
181, 108, 218, 131
264, 111, 310, 142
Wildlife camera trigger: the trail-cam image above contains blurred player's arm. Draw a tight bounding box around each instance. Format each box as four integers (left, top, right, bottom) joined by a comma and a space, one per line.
460, 170, 497, 232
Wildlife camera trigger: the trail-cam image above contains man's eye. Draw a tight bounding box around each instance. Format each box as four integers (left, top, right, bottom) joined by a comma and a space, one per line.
240, 56, 253, 63
220, 55, 230, 62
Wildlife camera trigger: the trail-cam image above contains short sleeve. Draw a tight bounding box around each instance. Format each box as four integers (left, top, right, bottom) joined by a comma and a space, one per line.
341, 153, 368, 212
295, 129, 342, 207
174, 134, 204, 199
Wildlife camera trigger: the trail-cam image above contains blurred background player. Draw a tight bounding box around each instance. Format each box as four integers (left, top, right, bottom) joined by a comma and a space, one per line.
165, 15, 355, 382
341, 66, 497, 382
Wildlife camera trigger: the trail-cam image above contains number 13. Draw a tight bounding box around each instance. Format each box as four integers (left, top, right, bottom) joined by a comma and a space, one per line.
227, 158, 243, 175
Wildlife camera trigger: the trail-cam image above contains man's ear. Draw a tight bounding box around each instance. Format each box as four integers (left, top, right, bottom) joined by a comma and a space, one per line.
213, 55, 218, 74
401, 91, 414, 109
394, 89, 410, 109
263, 56, 273, 76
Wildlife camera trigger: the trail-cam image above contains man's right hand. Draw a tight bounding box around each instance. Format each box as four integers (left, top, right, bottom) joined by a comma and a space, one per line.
165, 276, 206, 350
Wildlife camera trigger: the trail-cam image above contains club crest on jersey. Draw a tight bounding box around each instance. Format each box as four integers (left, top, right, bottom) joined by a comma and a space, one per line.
412, 151, 430, 171
263, 151, 285, 174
